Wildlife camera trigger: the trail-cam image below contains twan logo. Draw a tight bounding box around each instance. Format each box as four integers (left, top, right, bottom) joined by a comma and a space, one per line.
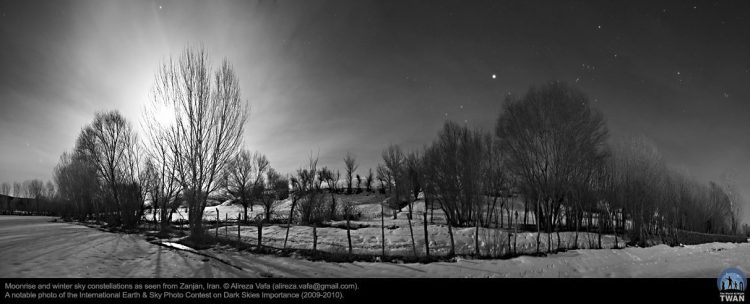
718, 267, 747, 302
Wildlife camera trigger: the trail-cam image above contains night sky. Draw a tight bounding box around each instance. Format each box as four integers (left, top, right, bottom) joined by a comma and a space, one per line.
1, 0, 748, 221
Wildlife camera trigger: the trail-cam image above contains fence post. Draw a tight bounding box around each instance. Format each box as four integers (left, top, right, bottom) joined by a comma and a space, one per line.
381, 202, 385, 260
407, 205, 417, 258
257, 220, 263, 252
346, 216, 352, 255
475, 222, 480, 257
423, 211, 430, 260
448, 221, 455, 257
514, 211, 519, 254
312, 225, 318, 254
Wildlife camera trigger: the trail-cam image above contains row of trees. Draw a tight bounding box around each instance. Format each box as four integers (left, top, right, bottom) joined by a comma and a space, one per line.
48, 46, 326, 241
43, 46, 374, 240
47, 46, 250, 241
0, 179, 55, 213
370, 82, 744, 249
0, 180, 54, 199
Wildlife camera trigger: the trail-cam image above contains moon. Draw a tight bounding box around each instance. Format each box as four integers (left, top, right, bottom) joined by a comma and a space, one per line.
151, 102, 175, 127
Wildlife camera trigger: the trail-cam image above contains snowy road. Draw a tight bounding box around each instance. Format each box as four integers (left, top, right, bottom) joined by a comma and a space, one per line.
0, 216, 246, 278
1, 216, 748, 278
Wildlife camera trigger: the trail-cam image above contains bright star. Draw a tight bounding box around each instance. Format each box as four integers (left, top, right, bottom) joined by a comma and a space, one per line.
492, 74, 496, 79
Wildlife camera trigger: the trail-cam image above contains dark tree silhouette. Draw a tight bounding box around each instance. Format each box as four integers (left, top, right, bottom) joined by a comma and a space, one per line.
76, 110, 143, 229
223, 150, 268, 224
344, 152, 359, 194
495, 82, 608, 247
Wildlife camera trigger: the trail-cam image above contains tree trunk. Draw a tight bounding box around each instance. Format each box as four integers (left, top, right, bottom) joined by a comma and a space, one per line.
612, 210, 618, 249
347, 217, 352, 255
474, 221, 480, 257
160, 206, 170, 233
448, 221, 455, 257
237, 212, 241, 248
524, 199, 528, 225
284, 198, 297, 249
547, 201, 552, 253
500, 207, 504, 228
598, 209, 603, 249
381, 203, 385, 259
243, 205, 248, 225
407, 204, 417, 257
514, 211, 518, 254
257, 221, 263, 251
423, 211, 429, 260
574, 208, 580, 249
330, 193, 336, 220
312, 224, 318, 254
215, 208, 219, 239
535, 200, 541, 254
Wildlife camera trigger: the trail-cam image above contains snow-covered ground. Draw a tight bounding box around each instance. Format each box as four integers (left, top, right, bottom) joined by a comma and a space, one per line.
1, 216, 748, 278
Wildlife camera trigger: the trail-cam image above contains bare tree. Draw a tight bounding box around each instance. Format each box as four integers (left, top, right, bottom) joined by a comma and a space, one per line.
405, 151, 422, 203
365, 168, 374, 192
495, 82, 608, 248
344, 152, 359, 194
142, 96, 186, 232
54, 152, 100, 221
481, 134, 507, 228
720, 171, 745, 234
318, 167, 335, 193
376, 164, 391, 194
27, 179, 44, 212
260, 167, 288, 222
423, 121, 486, 226
76, 110, 142, 228
141, 156, 180, 232
0, 183, 9, 196
296, 154, 328, 225
382, 144, 408, 219
607, 136, 666, 245
13, 182, 22, 198
223, 150, 268, 224
356, 174, 362, 193
44, 181, 55, 200
151, 46, 248, 241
